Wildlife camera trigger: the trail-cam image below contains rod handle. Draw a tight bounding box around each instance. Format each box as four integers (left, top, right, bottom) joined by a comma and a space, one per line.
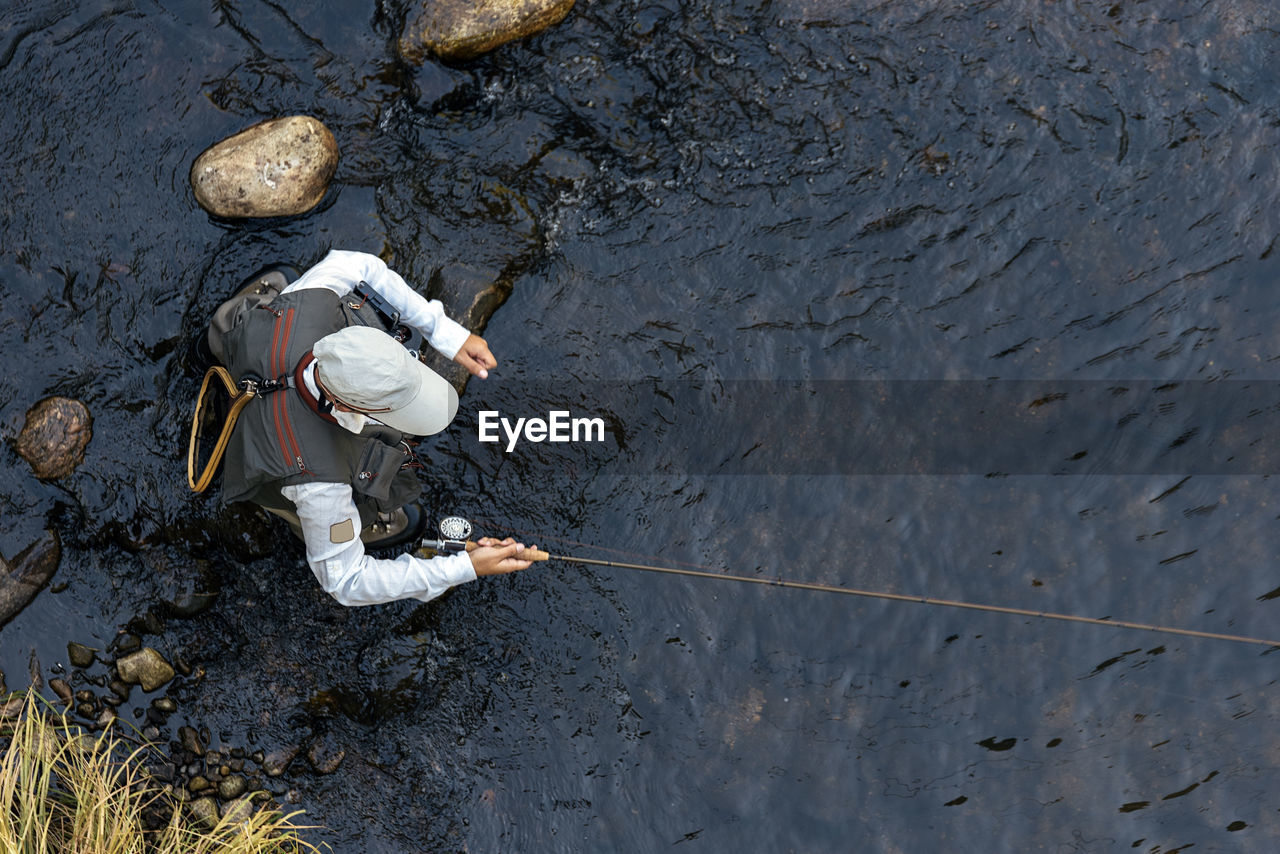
465, 540, 550, 562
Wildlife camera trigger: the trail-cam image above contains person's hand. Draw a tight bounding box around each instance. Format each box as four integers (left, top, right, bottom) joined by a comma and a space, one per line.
470, 537, 536, 576
453, 333, 497, 379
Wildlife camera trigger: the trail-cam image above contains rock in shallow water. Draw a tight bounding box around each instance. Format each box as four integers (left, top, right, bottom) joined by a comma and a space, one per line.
67, 642, 96, 668
306, 736, 345, 775
260, 744, 299, 777
0, 531, 61, 629
190, 116, 338, 218
399, 0, 575, 62
217, 774, 246, 800
116, 647, 175, 692
14, 396, 91, 480
49, 678, 73, 706
420, 263, 512, 395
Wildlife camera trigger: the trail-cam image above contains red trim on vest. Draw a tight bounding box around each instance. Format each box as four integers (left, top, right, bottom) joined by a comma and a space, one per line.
268, 307, 309, 474
292, 350, 340, 426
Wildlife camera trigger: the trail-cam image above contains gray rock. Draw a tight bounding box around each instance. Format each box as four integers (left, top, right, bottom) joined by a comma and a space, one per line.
67, 642, 96, 668
217, 775, 246, 800
0, 531, 61, 630
221, 796, 256, 824
13, 397, 92, 480
190, 116, 338, 218
187, 797, 220, 828
188, 775, 210, 793
115, 648, 175, 692
260, 744, 299, 777
400, 0, 575, 62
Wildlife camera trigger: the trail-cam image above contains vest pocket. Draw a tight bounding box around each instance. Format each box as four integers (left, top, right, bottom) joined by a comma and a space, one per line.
351, 440, 408, 503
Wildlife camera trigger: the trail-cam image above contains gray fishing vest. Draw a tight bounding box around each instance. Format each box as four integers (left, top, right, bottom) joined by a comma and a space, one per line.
219, 287, 422, 525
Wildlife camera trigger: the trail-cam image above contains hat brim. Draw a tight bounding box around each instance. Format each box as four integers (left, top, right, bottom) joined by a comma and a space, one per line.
377, 360, 459, 436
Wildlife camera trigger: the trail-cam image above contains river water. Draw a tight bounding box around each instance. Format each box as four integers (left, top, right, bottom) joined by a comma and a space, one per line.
3, 0, 1279, 851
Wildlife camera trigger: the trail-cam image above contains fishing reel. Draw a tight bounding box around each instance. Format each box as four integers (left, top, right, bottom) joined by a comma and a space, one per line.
419, 516, 473, 554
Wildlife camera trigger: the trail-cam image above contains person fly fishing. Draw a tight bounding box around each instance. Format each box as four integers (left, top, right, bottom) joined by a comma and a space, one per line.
187, 255, 1280, 650
195, 249, 535, 605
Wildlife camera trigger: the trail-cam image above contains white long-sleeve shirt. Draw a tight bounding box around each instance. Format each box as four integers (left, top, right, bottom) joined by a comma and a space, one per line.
277, 250, 477, 606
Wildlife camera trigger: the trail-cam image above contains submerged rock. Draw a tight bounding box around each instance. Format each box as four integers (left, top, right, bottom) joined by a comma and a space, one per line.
400, 0, 575, 62
67, 642, 96, 668
49, 678, 73, 706
116, 647, 175, 692
260, 744, 300, 777
306, 736, 346, 775
190, 116, 338, 218
420, 263, 512, 395
179, 725, 205, 756
0, 531, 62, 629
14, 396, 92, 480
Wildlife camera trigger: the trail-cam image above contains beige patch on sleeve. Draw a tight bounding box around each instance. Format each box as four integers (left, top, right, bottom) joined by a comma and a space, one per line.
330, 518, 356, 544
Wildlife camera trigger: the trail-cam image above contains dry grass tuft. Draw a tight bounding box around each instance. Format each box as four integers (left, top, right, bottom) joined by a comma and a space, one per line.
0, 690, 325, 853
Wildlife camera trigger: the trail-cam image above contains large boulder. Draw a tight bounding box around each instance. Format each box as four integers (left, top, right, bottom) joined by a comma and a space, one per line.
14, 396, 91, 480
190, 116, 338, 218
399, 0, 575, 63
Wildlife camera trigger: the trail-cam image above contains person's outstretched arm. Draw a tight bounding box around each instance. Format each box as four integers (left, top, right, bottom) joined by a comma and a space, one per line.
284, 249, 495, 377
280, 480, 532, 606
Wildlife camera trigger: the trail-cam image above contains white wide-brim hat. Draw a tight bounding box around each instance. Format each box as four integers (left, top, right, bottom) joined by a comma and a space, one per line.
313, 325, 458, 436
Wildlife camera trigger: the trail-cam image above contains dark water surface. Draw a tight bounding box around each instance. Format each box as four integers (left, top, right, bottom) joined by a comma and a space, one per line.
3, 0, 1280, 851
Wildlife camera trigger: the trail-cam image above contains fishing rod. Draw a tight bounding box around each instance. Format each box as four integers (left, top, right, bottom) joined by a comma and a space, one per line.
419, 517, 1280, 649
